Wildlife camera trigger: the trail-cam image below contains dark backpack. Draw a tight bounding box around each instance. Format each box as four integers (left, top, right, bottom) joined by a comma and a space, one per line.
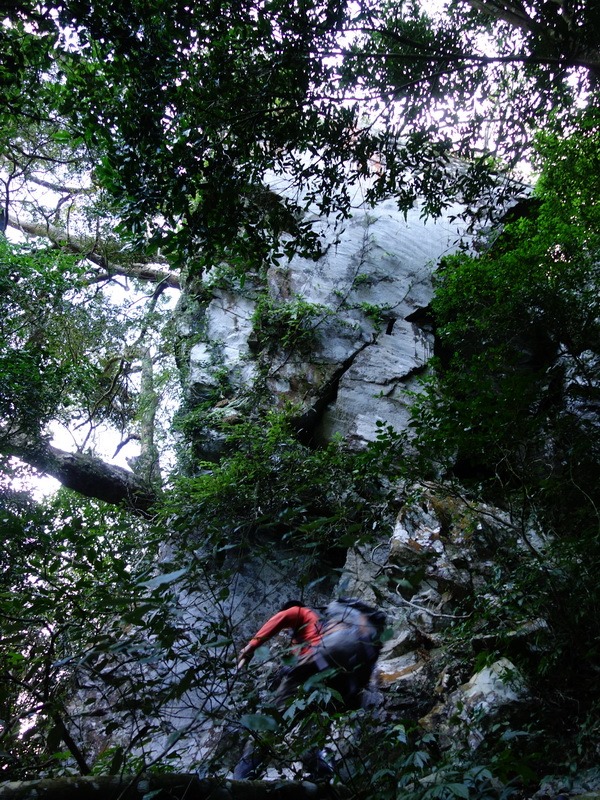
310, 597, 386, 702
324, 597, 387, 641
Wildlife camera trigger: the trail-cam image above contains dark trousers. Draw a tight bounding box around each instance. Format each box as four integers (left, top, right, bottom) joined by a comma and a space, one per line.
233, 659, 337, 780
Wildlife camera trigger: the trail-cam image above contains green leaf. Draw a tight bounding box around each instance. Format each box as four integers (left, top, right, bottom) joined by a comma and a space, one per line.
108, 746, 125, 775
240, 713, 278, 733
447, 784, 470, 799
140, 568, 188, 589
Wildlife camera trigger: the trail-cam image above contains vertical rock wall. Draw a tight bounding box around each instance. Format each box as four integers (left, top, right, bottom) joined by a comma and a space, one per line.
161, 192, 543, 782
179, 193, 468, 451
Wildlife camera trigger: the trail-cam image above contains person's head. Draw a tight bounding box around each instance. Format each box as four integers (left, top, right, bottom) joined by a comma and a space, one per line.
280, 599, 305, 611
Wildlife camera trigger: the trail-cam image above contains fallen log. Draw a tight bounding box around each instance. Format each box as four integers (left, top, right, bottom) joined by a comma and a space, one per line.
0, 773, 351, 800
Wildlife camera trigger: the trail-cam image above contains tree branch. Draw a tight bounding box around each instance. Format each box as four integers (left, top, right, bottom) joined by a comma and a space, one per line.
48, 713, 90, 775
341, 48, 598, 70
0, 773, 349, 799
25, 175, 92, 196
461, 0, 534, 34
7, 217, 181, 290
4, 435, 158, 516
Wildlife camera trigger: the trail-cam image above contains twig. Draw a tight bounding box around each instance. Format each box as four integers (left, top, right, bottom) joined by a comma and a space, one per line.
395, 587, 472, 620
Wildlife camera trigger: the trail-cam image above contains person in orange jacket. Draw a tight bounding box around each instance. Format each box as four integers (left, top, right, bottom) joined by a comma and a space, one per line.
236, 601, 323, 669
233, 597, 385, 780
233, 600, 332, 780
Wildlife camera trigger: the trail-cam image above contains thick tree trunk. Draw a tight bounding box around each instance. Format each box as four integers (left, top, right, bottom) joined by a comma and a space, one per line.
0, 774, 350, 799
6, 438, 158, 516
134, 347, 162, 486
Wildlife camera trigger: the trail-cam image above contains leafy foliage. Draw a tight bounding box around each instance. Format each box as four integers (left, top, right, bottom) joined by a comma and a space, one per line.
166, 410, 402, 558
251, 295, 332, 356
0, 237, 172, 454
411, 109, 600, 505
0, 240, 87, 436
4, 0, 598, 271
0, 486, 161, 778
403, 111, 600, 780
46, 0, 361, 267
344, 0, 599, 218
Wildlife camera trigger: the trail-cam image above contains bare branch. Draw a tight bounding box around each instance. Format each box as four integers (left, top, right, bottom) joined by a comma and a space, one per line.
26, 175, 93, 195
3, 432, 158, 516
0, 773, 350, 799
7, 216, 181, 289
340, 48, 598, 71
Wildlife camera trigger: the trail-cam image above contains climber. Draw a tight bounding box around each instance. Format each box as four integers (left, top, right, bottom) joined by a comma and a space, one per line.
233, 597, 386, 780
236, 600, 321, 668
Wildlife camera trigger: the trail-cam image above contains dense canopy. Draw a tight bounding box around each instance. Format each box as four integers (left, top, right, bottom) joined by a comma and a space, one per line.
1, 0, 599, 795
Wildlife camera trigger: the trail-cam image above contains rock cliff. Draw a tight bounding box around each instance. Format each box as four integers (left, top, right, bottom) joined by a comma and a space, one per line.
130, 194, 547, 782
177, 191, 468, 452
76, 190, 563, 794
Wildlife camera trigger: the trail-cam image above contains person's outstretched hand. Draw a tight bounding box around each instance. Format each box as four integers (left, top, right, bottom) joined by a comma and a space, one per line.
237, 645, 253, 671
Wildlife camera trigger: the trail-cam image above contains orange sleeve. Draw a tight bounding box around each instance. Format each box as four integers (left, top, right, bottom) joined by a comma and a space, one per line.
246, 607, 303, 651
246, 606, 312, 652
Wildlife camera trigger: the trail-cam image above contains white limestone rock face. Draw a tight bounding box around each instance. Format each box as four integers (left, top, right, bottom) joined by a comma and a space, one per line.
182, 193, 467, 449
188, 292, 257, 394
419, 658, 529, 751
313, 200, 465, 444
